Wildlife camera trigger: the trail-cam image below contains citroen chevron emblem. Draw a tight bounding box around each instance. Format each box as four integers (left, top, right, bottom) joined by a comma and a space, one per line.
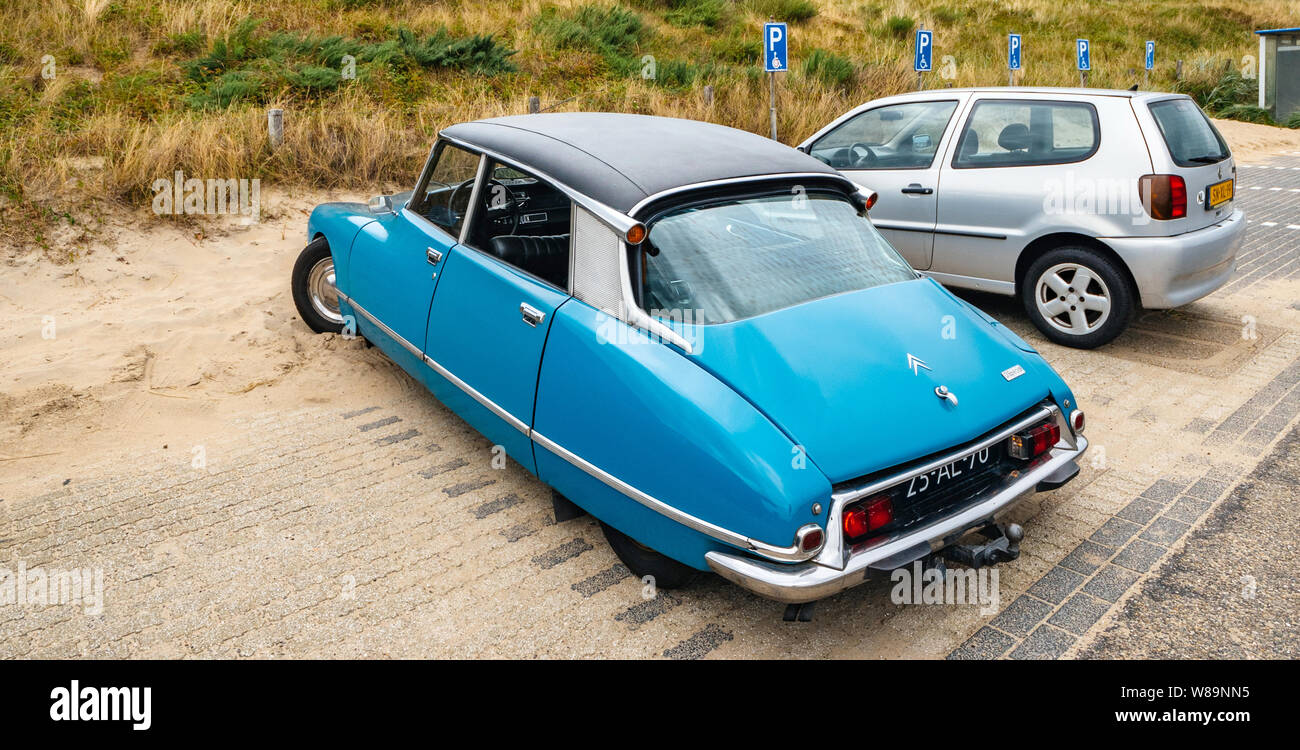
907, 353, 931, 375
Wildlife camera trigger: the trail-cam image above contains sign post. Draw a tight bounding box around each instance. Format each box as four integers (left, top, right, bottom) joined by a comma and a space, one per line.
1144, 40, 1155, 89
1008, 33, 1022, 86
1077, 38, 1091, 87
914, 28, 933, 90
763, 21, 787, 140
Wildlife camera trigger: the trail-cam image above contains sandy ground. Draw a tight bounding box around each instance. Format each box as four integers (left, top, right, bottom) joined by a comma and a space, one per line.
1212, 118, 1300, 164
0, 189, 393, 497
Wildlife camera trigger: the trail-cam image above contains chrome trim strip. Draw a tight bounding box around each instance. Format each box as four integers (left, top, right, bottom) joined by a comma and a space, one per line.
458, 155, 490, 245
831, 404, 1056, 505
342, 293, 809, 562
627, 172, 857, 218
531, 430, 814, 562
421, 352, 529, 435
338, 292, 423, 360
439, 134, 638, 237
815, 402, 1059, 570
339, 293, 528, 435
706, 435, 1088, 603
617, 239, 696, 355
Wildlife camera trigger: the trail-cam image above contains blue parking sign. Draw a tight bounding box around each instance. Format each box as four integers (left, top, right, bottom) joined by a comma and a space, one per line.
763, 22, 787, 72
1076, 38, 1091, 71
1145, 40, 1155, 71
1008, 33, 1022, 70
914, 29, 933, 72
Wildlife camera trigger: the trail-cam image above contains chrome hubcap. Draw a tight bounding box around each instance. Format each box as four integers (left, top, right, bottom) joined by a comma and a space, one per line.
1035, 262, 1111, 335
307, 257, 343, 325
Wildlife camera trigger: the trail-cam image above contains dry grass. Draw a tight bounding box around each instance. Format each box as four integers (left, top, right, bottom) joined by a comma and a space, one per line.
0, 0, 1293, 252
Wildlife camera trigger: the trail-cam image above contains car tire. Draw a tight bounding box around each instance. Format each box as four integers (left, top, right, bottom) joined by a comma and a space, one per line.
1021, 246, 1135, 349
292, 237, 346, 334
599, 522, 696, 590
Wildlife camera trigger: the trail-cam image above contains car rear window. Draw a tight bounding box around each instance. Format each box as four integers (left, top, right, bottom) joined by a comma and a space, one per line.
1147, 98, 1230, 167
640, 192, 916, 324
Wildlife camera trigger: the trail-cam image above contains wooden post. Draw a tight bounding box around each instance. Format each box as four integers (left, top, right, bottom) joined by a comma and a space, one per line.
267, 109, 284, 148
1175, 59, 1183, 80
528, 96, 540, 114
703, 84, 714, 107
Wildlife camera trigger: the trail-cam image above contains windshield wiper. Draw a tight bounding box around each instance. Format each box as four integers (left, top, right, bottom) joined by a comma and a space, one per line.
1188, 156, 1225, 164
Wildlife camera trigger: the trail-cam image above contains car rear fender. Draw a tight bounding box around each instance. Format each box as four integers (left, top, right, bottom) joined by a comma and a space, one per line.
532, 299, 831, 570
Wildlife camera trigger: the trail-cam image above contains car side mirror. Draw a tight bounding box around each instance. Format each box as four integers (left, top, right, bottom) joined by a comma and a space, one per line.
367, 195, 394, 214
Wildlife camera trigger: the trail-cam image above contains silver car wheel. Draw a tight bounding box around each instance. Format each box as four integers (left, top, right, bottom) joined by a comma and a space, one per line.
1034, 262, 1112, 336
307, 257, 343, 326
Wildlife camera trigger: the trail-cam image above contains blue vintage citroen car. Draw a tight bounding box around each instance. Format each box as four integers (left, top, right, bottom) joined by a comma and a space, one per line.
291, 113, 1087, 604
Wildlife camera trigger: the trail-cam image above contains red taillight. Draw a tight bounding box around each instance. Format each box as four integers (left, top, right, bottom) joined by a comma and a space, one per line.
1138, 174, 1187, 220
1008, 421, 1061, 460
798, 527, 824, 553
864, 192, 878, 211
843, 494, 893, 540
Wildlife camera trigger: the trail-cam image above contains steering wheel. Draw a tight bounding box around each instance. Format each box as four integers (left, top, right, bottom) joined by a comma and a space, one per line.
480, 179, 520, 235
446, 178, 476, 226
848, 142, 878, 168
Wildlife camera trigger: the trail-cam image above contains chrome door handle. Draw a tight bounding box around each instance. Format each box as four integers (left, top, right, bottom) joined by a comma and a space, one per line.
426, 247, 443, 265
520, 303, 545, 327
901, 184, 933, 195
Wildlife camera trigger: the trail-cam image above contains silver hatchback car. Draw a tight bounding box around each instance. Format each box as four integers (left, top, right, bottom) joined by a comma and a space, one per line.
799, 88, 1246, 348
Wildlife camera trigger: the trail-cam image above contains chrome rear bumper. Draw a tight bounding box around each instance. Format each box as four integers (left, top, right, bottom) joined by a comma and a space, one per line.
705, 435, 1087, 604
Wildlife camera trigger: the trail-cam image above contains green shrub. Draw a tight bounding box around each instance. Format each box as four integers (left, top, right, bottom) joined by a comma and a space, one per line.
665, 0, 727, 29
803, 48, 854, 89
535, 5, 647, 74
749, 0, 817, 24
886, 15, 914, 39
711, 33, 760, 64
1287, 111, 1300, 129
181, 18, 516, 109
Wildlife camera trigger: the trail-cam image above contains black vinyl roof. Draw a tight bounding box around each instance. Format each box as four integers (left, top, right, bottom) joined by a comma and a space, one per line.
440, 113, 843, 214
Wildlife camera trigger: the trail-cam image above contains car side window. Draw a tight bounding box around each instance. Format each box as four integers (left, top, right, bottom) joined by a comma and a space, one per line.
952, 99, 1100, 169
410, 142, 481, 235
809, 100, 957, 170
465, 160, 572, 291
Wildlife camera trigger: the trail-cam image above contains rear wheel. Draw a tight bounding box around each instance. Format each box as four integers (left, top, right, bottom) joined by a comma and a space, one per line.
599, 522, 696, 590
292, 237, 345, 334
1021, 246, 1135, 349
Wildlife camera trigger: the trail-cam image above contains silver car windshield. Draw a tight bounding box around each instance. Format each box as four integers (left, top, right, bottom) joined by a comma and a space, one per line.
641, 192, 917, 324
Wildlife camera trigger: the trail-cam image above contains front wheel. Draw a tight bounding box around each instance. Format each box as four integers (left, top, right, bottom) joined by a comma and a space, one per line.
1021, 247, 1135, 349
292, 237, 345, 334
599, 522, 696, 590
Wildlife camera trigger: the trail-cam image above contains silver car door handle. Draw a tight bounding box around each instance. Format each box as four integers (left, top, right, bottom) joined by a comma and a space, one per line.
901, 184, 933, 195
426, 247, 443, 265
520, 303, 545, 327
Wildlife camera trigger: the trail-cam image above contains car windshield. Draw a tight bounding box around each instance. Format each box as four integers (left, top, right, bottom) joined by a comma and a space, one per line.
640, 192, 917, 324
1148, 98, 1230, 167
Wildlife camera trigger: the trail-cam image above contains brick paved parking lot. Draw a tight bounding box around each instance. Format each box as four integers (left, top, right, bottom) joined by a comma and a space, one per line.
3, 151, 1299, 659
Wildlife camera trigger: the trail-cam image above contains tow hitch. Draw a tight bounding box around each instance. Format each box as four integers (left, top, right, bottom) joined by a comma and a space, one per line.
942, 522, 1024, 568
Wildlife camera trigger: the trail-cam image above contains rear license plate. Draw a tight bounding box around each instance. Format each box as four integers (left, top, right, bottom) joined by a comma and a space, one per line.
1206, 178, 1233, 209
905, 446, 997, 499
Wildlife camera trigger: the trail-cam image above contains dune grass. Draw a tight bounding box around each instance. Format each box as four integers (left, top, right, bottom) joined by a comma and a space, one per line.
0, 0, 1293, 250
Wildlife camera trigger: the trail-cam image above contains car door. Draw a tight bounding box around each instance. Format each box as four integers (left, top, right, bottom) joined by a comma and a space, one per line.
802, 97, 963, 270
347, 141, 479, 368
422, 157, 572, 471
930, 96, 1103, 290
